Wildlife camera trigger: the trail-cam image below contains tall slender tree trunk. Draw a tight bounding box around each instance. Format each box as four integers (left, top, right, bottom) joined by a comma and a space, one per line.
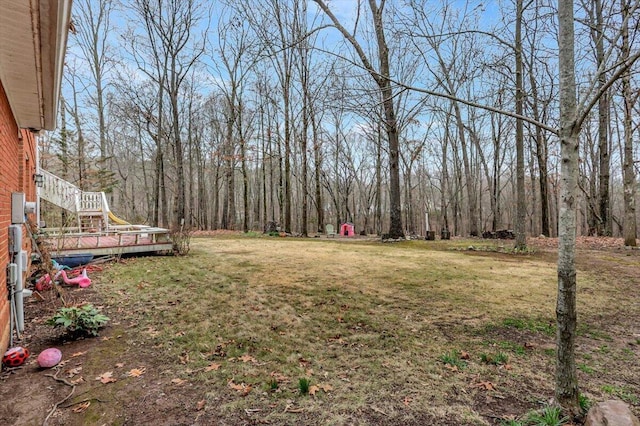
375, 123, 383, 235
556, 0, 580, 415
313, 112, 324, 233
441, 115, 450, 234
514, 0, 527, 249
595, 0, 611, 236
529, 68, 551, 237
621, 0, 637, 247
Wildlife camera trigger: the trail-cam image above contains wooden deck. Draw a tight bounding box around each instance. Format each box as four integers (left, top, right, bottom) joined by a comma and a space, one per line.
43, 225, 174, 257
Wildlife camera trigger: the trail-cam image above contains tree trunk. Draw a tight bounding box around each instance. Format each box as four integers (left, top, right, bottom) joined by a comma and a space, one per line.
514, 0, 527, 249
595, 0, 611, 236
621, 0, 637, 247
556, 0, 580, 415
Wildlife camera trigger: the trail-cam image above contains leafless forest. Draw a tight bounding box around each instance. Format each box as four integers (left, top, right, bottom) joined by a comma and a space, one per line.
41, 0, 640, 242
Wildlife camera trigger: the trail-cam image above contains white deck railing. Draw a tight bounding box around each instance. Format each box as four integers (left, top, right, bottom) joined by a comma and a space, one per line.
40, 170, 80, 213
40, 170, 111, 229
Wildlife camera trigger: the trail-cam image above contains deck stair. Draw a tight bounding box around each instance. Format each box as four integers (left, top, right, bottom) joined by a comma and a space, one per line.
38, 170, 173, 256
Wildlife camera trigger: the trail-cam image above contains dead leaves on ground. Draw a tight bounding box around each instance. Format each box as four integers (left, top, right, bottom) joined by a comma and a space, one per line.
228, 379, 252, 396
96, 371, 117, 384
239, 354, 256, 363
72, 401, 91, 413
471, 381, 497, 391
126, 367, 146, 378
205, 362, 221, 371
95, 366, 145, 384
308, 383, 333, 397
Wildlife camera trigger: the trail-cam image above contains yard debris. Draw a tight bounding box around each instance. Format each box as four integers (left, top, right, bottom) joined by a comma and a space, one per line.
239, 354, 256, 363
96, 371, 117, 384
126, 367, 146, 378
471, 381, 497, 391
228, 379, 252, 396
72, 401, 91, 413
205, 362, 221, 371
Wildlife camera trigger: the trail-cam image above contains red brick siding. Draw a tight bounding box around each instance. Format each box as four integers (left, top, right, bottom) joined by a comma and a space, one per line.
0, 80, 37, 355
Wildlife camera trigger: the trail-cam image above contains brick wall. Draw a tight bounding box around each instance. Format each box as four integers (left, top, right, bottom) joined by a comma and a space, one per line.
0, 80, 37, 355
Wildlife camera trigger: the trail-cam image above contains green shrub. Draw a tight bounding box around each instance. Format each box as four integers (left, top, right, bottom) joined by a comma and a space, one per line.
47, 304, 109, 337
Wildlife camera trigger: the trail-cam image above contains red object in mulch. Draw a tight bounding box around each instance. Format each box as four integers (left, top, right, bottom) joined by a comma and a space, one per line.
35, 274, 52, 291
3, 347, 30, 367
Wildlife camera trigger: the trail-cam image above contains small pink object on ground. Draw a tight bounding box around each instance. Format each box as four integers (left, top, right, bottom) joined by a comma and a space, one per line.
55, 269, 91, 288
340, 222, 355, 237
37, 348, 62, 368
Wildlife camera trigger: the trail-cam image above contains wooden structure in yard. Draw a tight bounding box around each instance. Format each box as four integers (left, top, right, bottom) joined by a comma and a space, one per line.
39, 170, 173, 257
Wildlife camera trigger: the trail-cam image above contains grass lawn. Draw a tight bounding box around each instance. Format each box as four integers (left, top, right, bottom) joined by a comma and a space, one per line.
4, 235, 639, 425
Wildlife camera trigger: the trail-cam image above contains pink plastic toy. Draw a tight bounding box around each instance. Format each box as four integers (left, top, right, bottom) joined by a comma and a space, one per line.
54, 268, 91, 288
36, 274, 52, 291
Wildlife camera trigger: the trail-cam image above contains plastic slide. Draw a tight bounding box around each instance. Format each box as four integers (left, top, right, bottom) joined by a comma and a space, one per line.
108, 211, 130, 225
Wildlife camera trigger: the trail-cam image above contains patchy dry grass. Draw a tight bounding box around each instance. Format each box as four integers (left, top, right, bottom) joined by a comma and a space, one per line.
21, 235, 639, 425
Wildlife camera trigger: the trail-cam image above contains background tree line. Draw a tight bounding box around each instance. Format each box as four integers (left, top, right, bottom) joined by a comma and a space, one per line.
41, 0, 639, 245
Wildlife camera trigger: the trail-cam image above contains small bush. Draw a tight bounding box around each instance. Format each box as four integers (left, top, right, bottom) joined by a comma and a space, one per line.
47, 304, 109, 337
170, 225, 192, 255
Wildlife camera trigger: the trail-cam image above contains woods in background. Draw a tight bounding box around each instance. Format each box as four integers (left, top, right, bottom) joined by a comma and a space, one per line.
41, 0, 639, 244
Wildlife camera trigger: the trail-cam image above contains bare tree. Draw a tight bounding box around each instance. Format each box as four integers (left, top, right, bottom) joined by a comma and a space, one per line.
73, 0, 115, 193
313, 0, 404, 238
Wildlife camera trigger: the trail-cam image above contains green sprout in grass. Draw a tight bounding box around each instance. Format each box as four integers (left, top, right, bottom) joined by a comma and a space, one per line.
526, 405, 568, 426
298, 377, 311, 395
578, 393, 591, 413
480, 352, 509, 366
439, 350, 467, 369
269, 378, 279, 391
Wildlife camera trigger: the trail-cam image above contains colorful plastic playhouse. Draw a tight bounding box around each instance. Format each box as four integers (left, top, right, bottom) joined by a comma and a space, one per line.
340, 222, 355, 237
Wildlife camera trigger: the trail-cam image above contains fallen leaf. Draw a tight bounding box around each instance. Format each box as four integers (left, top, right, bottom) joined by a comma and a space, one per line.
71, 351, 87, 358
127, 367, 146, 378
101, 336, 111, 341
239, 354, 256, 363
96, 371, 117, 384
460, 351, 470, 360
115, 363, 125, 368
403, 396, 412, 406
308, 385, 319, 396
67, 367, 82, 377
72, 401, 91, 413
171, 378, 187, 385
472, 381, 497, 391
319, 383, 333, 392
269, 372, 289, 383
70, 377, 85, 385
503, 364, 513, 370
444, 364, 459, 372
205, 363, 221, 372
179, 353, 190, 364
196, 400, 206, 411
228, 379, 252, 396
305, 368, 314, 377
